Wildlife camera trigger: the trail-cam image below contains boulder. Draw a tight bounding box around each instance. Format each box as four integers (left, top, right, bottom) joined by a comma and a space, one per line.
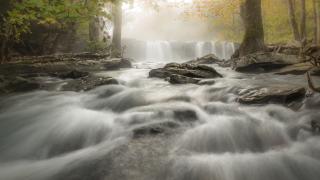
233, 52, 301, 72
237, 86, 306, 105
149, 63, 222, 83
103, 58, 132, 70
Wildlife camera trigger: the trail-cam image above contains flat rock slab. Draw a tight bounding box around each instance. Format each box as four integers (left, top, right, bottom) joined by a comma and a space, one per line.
149, 63, 222, 84
233, 52, 301, 72
237, 86, 306, 105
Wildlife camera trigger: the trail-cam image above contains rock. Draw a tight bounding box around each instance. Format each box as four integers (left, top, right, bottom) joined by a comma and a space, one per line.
62, 76, 119, 92
149, 63, 222, 83
103, 58, 132, 70
56, 70, 89, 79
233, 52, 301, 72
237, 86, 306, 105
169, 74, 200, 84
186, 54, 222, 64
275, 63, 313, 75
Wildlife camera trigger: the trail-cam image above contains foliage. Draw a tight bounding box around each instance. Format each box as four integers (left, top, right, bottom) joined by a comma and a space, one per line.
86, 40, 111, 53
0, 0, 113, 43
175, 0, 316, 44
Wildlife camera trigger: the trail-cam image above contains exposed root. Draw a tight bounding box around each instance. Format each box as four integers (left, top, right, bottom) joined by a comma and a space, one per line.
306, 71, 320, 93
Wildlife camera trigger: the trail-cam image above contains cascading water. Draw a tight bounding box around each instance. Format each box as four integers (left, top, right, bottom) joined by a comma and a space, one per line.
123, 39, 237, 61
1, 50, 320, 180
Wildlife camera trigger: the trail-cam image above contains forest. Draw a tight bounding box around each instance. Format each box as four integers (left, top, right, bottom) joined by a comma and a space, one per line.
0, 0, 320, 180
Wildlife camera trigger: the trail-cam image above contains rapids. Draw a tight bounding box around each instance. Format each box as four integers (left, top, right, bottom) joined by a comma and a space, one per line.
0, 51, 320, 180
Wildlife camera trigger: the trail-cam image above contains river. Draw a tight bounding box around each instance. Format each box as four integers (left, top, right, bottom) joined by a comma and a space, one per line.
0, 43, 320, 180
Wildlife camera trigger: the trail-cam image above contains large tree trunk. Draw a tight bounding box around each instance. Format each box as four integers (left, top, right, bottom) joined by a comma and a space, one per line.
300, 0, 307, 41
287, 0, 301, 41
313, 0, 320, 44
111, 0, 122, 57
238, 0, 265, 57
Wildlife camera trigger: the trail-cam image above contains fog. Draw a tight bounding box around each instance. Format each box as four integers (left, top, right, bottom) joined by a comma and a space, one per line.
122, 1, 218, 41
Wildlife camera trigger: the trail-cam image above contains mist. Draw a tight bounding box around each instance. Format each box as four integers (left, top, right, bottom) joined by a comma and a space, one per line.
122, 2, 218, 41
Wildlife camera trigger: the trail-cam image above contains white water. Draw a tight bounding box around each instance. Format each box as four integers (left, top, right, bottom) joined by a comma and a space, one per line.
1, 52, 320, 180
123, 39, 237, 61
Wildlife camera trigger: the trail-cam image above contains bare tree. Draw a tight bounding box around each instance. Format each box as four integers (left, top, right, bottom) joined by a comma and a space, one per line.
287, 0, 301, 41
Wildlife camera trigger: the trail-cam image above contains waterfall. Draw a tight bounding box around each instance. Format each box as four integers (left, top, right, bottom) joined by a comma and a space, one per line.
195, 41, 205, 58
123, 39, 238, 61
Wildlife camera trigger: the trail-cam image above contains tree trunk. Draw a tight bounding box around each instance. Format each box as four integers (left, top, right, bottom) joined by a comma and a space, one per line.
300, 0, 307, 41
287, 0, 301, 41
111, 0, 122, 57
89, 17, 101, 42
0, 39, 7, 63
238, 0, 265, 57
313, 0, 319, 44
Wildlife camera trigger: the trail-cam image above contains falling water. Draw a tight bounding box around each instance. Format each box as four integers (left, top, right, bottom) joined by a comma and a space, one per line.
123, 39, 237, 61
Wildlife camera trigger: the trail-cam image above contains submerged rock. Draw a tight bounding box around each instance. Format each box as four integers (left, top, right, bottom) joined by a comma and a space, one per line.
233, 52, 301, 72
62, 76, 119, 92
149, 62, 222, 84
237, 86, 306, 105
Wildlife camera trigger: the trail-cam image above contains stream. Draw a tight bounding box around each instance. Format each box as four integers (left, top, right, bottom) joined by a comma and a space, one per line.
0, 48, 320, 180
